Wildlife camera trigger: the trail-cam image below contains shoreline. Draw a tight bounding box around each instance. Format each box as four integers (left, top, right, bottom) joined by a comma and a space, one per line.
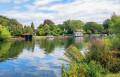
8, 36, 73, 41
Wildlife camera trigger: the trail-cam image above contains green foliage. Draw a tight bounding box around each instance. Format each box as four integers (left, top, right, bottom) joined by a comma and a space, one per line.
0, 25, 11, 41
31, 22, 35, 30
37, 23, 61, 36
24, 25, 27, 28
108, 14, 120, 49
61, 37, 120, 77
103, 19, 111, 30
64, 45, 84, 63
62, 61, 106, 77
87, 30, 92, 34
0, 15, 24, 35
43, 19, 54, 26
110, 36, 120, 49
84, 22, 103, 34
86, 38, 120, 73
57, 24, 65, 31
86, 39, 109, 61
109, 14, 120, 35
37, 24, 43, 29
0, 42, 12, 57
24, 26, 33, 34
63, 20, 84, 34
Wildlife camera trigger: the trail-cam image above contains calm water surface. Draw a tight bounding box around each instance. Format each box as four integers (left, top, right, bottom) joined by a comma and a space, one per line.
0, 37, 89, 77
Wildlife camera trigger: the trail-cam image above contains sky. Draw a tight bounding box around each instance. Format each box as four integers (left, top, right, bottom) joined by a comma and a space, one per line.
0, 0, 120, 28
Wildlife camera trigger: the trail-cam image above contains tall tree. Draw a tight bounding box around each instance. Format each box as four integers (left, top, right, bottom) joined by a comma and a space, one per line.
103, 19, 111, 32
84, 22, 103, 34
43, 19, 54, 26
31, 22, 35, 30
25, 26, 33, 34
24, 25, 27, 28
63, 20, 84, 34
37, 24, 43, 29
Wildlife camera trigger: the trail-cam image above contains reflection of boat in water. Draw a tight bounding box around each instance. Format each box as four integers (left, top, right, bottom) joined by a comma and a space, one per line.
46, 35, 54, 40
46, 35, 54, 38
74, 37, 84, 44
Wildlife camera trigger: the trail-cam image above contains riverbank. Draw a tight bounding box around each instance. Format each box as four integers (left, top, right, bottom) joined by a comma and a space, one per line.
8, 36, 73, 41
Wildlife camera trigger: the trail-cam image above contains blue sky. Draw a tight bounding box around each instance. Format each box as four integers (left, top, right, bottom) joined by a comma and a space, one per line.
0, 0, 120, 28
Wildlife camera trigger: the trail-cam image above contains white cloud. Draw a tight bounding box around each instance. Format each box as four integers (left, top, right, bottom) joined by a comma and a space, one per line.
0, 0, 11, 3
0, 0, 120, 28
33, 0, 61, 5
14, 6, 21, 9
14, 0, 29, 4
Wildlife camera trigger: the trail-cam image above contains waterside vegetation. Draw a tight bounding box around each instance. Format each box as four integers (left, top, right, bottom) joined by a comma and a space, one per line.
60, 14, 120, 77
0, 13, 119, 41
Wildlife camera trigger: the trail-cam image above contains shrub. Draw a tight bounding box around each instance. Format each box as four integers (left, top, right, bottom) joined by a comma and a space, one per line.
111, 36, 120, 50
64, 45, 84, 63
62, 61, 106, 77
86, 39, 109, 61
0, 25, 11, 41
86, 38, 120, 73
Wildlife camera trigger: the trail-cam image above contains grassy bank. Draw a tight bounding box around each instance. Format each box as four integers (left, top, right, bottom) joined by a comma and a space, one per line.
33, 36, 47, 38
105, 73, 120, 77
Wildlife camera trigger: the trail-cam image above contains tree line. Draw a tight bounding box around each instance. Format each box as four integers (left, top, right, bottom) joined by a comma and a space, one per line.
0, 13, 120, 41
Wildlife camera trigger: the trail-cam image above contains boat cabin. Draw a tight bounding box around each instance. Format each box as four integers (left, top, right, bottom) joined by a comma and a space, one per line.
73, 29, 84, 37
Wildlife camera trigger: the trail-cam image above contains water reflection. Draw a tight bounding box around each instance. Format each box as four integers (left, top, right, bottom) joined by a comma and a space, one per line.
0, 37, 87, 77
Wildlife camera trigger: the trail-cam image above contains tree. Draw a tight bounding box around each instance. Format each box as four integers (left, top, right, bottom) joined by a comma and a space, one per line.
84, 22, 103, 34
57, 24, 65, 31
109, 14, 120, 49
0, 15, 24, 35
49, 24, 56, 31
24, 25, 27, 28
25, 26, 33, 34
103, 19, 111, 30
37, 24, 51, 36
0, 25, 11, 41
63, 20, 84, 34
43, 19, 54, 26
109, 14, 120, 35
37, 24, 43, 29
31, 22, 35, 30
43, 24, 51, 35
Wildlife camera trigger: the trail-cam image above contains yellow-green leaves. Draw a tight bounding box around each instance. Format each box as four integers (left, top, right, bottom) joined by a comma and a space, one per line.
0, 25, 11, 41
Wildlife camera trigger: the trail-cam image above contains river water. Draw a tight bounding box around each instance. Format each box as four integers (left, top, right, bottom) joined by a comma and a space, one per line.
0, 37, 89, 77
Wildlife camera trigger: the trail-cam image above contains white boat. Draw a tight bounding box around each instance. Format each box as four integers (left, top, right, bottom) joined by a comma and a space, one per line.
46, 35, 54, 38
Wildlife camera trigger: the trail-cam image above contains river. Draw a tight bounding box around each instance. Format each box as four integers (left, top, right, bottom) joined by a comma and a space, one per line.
0, 37, 89, 77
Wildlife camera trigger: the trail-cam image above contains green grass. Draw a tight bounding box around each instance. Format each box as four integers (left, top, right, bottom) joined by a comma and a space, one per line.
105, 73, 120, 77
10, 36, 19, 38
33, 36, 47, 37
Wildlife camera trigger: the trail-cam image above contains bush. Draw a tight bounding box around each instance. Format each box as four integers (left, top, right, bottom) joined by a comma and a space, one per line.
0, 25, 11, 41
86, 38, 120, 73
86, 39, 109, 61
62, 61, 106, 77
99, 53, 120, 73
111, 36, 120, 50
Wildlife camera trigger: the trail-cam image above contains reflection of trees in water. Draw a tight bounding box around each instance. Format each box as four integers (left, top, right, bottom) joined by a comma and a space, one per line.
0, 42, 13, 60
24, 41, 35, 52
38, 38, 86, 54
0, 41, 35, 62
38, 38, 64, 54
64, 37, 85, 50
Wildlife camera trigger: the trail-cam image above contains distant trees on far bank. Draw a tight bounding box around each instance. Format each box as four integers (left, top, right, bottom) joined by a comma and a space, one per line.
0, 13, 120, 41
